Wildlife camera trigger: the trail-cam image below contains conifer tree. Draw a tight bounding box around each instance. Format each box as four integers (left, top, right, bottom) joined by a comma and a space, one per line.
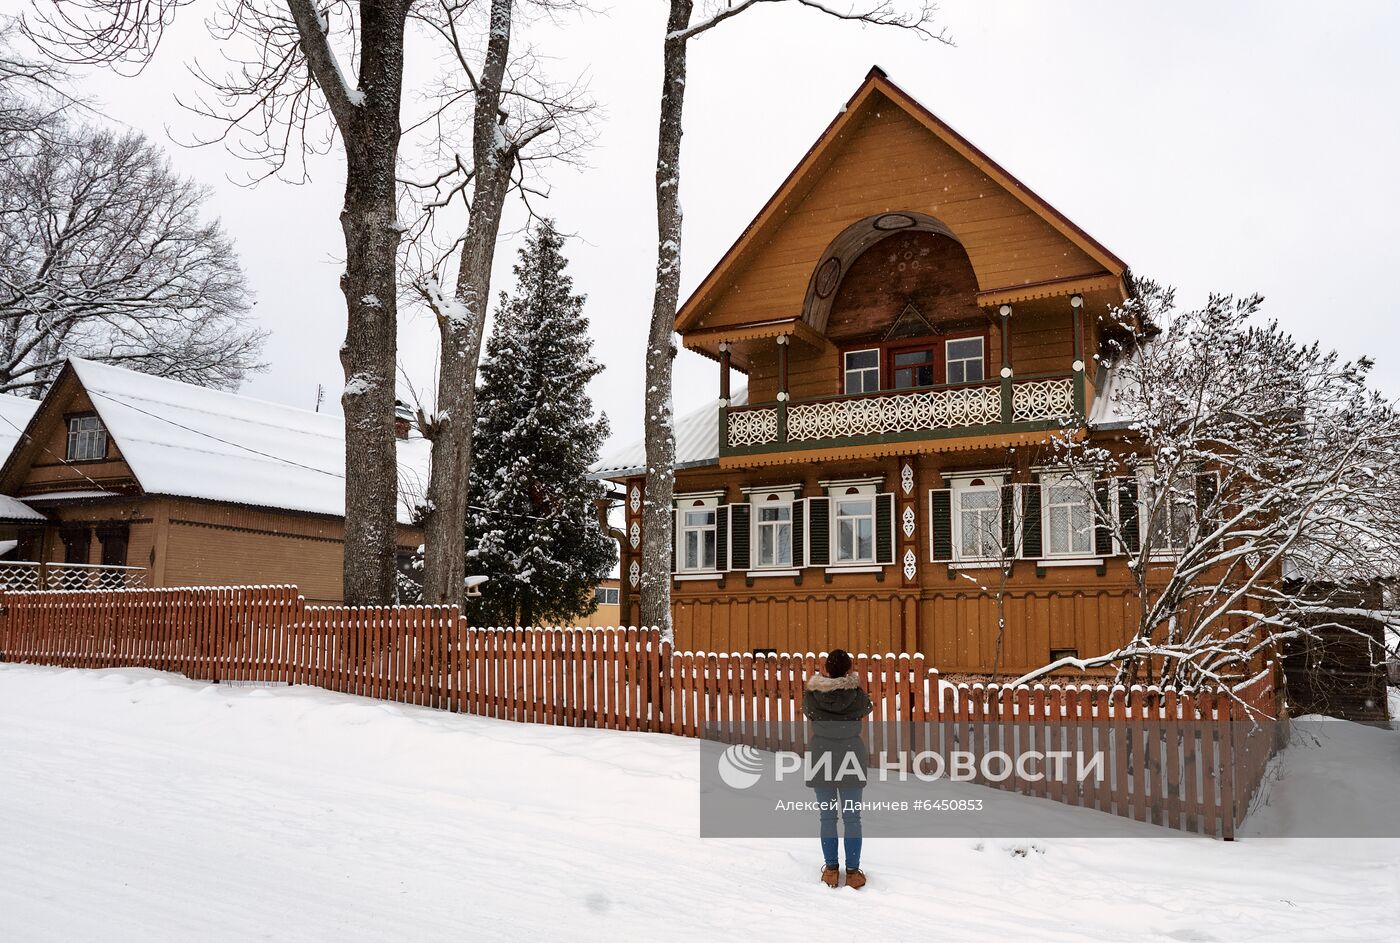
466, 221, 615, 625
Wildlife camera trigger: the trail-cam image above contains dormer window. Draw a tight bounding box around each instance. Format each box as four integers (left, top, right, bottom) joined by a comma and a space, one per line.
66, 415, 107, 461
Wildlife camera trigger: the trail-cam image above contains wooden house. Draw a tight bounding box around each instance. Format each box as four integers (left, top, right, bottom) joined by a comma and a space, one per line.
594, 68, 1156, 675
0, 359, 428, 604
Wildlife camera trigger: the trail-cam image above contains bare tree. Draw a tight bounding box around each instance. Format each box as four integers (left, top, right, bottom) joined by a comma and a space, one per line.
639, 1, 947, 629
0, 16, 73, 147
0, 121, 263, 395
26, 0, 415, 604
400, 0, 592, 606
1010, 282, 1400, 693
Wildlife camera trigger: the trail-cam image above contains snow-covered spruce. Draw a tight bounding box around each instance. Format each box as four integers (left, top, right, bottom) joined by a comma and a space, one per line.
455, 220, 614, 625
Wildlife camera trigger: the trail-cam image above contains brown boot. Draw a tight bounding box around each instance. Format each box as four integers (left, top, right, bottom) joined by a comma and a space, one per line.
845, 868, 867, 889
821, 865, 840, 888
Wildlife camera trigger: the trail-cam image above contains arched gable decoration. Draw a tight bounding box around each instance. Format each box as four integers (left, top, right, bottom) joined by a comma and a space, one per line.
801, 212, 962, 334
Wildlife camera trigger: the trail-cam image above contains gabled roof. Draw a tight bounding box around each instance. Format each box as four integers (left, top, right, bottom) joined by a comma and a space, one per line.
676, 66, 1127, 333
0, 359, 429, 525
590, 387, 747, 480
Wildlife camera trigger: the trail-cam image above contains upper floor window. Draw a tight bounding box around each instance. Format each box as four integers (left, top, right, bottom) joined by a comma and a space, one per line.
679, 500, 717, 571
834, 490, 876, 563
1043, 473, 1092, 557
595, 586, 620, 606
66, 415, 107, 461
946, 337, 985, 384
755, 498, 793, 568
843, 349, 879, 394
891, 348, 935, 389
953, 475, 1003, 560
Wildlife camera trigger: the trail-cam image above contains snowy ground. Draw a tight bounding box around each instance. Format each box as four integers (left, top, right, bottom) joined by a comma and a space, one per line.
1, 665, 1396, 942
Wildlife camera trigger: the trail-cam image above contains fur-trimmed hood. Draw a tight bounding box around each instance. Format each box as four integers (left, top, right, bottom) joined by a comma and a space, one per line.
805, 672, 860, 693
802, 671, 872, 729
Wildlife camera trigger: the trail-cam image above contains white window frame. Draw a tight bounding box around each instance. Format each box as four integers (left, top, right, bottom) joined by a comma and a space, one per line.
832, 493, 876, 565
1041, 471, 1094, 559
674, 494, 722, 573
950, 472, 1005, 562
842, 348, 880, 395
595, 586, 619, 606
66, 415, 107, 462
1137, 467, 1206, 559
945, 336, 985, 385
747, 489, 797, 569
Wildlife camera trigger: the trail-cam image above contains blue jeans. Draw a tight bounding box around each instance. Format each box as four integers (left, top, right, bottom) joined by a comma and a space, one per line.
813, 785, 863, 870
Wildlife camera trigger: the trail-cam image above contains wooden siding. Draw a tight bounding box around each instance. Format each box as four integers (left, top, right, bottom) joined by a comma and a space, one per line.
10, 494, 422, 606
668, 449, 1154, 673
675, 590, 910, 655
9, 386, 140, 494
1010, 307, 1075, 376
689, 98, 1107, 334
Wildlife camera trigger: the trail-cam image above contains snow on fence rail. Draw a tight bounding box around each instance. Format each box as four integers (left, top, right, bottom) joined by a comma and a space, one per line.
0, 585, 1279, 839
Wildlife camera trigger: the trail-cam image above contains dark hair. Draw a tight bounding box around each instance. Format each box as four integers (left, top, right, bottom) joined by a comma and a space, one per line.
825, 649, 852, 678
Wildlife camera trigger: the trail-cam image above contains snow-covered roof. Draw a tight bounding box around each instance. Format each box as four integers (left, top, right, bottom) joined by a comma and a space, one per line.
1087, 359, 1138, 430
0, 393, 40, 464
590, 387, 746, 480
68, 359, 429, 525
0, 493, 44, 522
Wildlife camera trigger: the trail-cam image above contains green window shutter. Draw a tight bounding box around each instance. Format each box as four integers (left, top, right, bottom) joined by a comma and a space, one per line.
1020, 478, 1043, 559
1000, 484, 1015, 557
807, 497, 830, 567
930, 488, 953, 562
1094, 479, 1114, 556
729, 503, 751, 571
791, 500, 805, 568
875, 493, 895, 564
716, 505, 729, 571
669, 508, 677, 572
1118, 477, 1141, 554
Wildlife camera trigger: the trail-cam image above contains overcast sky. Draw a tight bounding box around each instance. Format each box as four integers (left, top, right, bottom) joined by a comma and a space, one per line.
8, 0, 1399, 452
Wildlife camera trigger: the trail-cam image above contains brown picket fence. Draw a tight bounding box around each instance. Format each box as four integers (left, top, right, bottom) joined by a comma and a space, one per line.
0, 585, 1280, 838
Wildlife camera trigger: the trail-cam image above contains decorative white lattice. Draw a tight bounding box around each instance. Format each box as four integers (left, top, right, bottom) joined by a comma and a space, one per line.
902, 548, 918, 581
629, 485, 640, 513
629, 521, 640, 549
900, 462, 914, 495
787, 385, 1000, 442
0, 562, 146, 592
901, 505, 916, 538
1011, 377, 1075, 422
726, 407, 780, 447
628, 560, 640, 588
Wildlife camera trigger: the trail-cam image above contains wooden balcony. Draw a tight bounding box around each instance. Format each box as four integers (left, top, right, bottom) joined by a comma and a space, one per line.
721, 373, 1083, 458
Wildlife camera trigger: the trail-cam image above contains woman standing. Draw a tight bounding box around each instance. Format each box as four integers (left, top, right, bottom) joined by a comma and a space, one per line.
803, 648, 874, 889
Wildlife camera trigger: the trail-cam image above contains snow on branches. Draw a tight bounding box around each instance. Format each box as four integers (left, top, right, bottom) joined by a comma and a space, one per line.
1016, 280, 1400, 691
0, 117, 263, 395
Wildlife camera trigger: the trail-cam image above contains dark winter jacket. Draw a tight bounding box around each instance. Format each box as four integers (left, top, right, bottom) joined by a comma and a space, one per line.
802, 673, 874, 787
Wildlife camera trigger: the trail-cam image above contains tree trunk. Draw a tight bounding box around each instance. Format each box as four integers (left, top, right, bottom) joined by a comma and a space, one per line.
639, 1, 693, 632
336, 2, 409, 606
420, 0, 515, 608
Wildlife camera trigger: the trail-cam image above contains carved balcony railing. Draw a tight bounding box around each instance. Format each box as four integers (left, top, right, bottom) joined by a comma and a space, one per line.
0, 561, 148, 592
721, 373, 1082, 456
